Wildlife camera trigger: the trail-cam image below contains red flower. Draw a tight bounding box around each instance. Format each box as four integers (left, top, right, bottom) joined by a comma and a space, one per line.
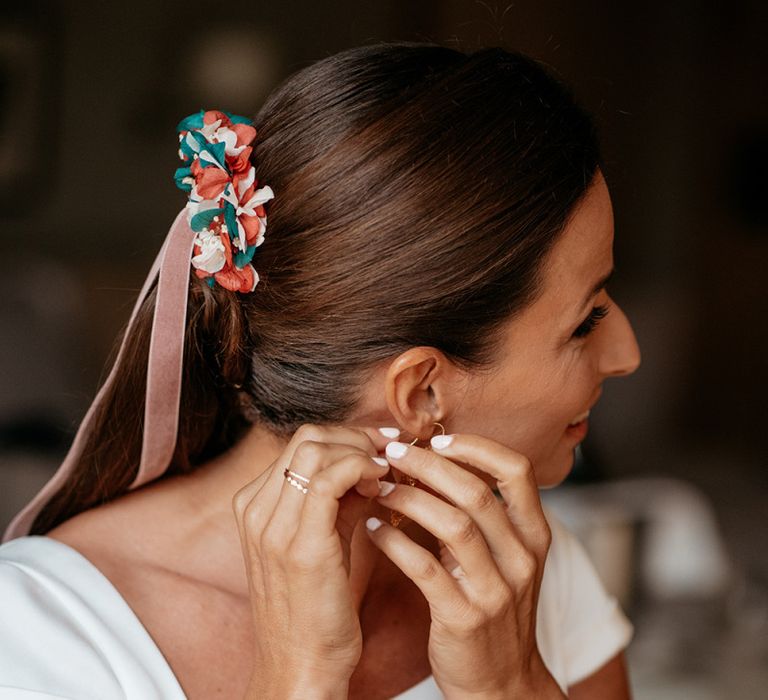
203, 110, 232, 128
214, 263, 256, 292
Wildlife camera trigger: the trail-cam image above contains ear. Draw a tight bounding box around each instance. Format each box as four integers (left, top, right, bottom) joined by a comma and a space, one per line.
383, 346, 465, 437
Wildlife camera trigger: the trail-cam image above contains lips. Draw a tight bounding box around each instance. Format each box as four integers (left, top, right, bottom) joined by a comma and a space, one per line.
567, 387, 603, 427
568, 409, 590, 427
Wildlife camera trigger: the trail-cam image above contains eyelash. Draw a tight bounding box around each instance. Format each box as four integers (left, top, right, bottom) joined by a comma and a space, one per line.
572, 304, 610, 339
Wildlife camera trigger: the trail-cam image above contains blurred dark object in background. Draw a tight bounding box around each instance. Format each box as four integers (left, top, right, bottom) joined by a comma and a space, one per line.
0, 1, 62, 213
725, 130, 768, 231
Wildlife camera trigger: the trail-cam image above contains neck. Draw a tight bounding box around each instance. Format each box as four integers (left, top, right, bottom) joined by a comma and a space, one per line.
147, 423, 438, 608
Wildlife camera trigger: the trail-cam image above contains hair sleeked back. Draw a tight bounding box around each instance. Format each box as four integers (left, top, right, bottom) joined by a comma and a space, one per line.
30, 41, 601, 535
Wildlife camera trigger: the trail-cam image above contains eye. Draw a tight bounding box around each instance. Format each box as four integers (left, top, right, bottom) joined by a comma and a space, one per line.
572, 304, 610, 339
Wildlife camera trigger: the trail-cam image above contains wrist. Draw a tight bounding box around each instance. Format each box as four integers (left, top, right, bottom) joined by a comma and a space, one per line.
520, 653, 567, 700
245, 673, 350, 700
440, 655, 566, 700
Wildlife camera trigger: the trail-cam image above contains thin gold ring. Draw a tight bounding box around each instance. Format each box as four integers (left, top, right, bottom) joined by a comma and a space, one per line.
283, 468, 310, 494
284, 468, 310, 484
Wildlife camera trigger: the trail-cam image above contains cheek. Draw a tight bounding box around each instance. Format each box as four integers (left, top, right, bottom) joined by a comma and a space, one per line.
456, 346, 597, 483
522, 352, 595, 432
500, 351, 595, 478
529, 352, 598, 483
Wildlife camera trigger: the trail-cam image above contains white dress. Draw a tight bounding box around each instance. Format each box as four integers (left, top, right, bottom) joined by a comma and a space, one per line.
0, 511, 632, 699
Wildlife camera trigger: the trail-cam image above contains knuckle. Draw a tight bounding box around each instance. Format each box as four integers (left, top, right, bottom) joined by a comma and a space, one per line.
451, 607, 484, 635
307, 473, 335, 498
339, 451, 368, 470
231, 486, 250, 517
517, 551, 537, 582
285, 543, 318, 573
539, 521, 553, 550
447, 514, 478, 545
416, 556, 443, 581
241, 500, 262, 533
461, 481, 498, 513
486, 585, 513, 617
509, 455, 533, 480
293, 423, 325, 446
293, 439, 326, 465
260, 525, 284, 554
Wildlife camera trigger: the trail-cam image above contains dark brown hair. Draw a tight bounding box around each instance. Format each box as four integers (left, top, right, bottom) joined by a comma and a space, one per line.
30, 41, 601, 535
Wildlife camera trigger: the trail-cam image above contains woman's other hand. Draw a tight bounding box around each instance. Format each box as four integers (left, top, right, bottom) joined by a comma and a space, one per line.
232, 423, 393, 699
367, 433, 566, 700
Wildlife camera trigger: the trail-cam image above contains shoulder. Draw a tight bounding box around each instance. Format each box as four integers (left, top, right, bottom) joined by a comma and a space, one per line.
0, 536, 184, 699
537, 508, 634, 688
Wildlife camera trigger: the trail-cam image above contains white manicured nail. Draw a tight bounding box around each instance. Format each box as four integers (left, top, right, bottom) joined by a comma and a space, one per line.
431, 434, 454, 450
378, 481, 396, 496
372, 457, 389, 467
385, 441, 409, 459
378, 427, 401, 438
366, 516, 384, 531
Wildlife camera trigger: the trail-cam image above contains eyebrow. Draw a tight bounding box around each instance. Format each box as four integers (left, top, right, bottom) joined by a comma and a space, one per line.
577, 267, 615, 313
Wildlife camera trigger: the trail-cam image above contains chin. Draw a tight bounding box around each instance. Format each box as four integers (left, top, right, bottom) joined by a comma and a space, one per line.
534, 447, 576, 489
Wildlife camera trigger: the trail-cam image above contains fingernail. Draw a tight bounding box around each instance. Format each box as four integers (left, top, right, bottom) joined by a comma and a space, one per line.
378, 481, 396, 496
378, 427, 401, 438
430, 434, 454, 450
385, 441, 409, 459
372, 456, 389, 468
366, 516, 384, 531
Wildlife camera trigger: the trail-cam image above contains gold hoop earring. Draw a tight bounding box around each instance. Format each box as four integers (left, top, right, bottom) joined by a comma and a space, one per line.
389, 422, 445, 528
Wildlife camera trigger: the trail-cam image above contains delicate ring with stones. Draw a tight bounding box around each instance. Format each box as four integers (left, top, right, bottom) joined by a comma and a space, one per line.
283, 468, 310, 494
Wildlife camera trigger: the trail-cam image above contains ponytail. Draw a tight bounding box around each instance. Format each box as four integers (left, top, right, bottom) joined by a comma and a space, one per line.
28, 275, 252, 535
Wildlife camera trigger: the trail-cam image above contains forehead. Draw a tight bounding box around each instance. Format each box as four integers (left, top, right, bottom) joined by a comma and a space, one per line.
536, 173, 614, 307
544, 173, 613, 292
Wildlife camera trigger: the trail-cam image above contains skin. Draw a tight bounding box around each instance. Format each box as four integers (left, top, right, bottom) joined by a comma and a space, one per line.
49, 168, 640, 698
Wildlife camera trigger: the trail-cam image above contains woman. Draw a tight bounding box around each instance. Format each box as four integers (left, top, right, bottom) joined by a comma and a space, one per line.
0, 41, 640, 698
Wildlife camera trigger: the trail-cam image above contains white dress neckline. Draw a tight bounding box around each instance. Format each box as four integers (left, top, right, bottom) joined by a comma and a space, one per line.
20, 535, 440, 699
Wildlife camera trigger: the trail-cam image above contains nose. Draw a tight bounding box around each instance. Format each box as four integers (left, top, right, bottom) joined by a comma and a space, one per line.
597, 300, 641, 377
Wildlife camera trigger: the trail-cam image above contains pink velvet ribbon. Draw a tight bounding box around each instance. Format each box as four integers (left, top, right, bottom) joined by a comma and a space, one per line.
2, 209, 196, 542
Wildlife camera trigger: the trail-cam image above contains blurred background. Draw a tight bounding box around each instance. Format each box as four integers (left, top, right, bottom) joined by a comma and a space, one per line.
0, 1, 765, 697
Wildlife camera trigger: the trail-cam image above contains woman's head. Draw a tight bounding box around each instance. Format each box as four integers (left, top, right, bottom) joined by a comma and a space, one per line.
355, 168, 640, 491
29, 40, 637, 535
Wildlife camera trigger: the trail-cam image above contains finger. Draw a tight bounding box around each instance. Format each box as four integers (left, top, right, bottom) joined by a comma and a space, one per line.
387, 435, 551, 560
235, 424, 398, 532
264, 424, 396, 497
267, 443, 388, 542
382, 440, 531, 571
292, 452, 391, 544
364, 516, 466, 612
231, 464, 274, 548
375, 483, 505, 600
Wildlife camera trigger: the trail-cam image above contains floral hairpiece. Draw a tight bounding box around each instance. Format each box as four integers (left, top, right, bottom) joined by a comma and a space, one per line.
174, 109, 274, 292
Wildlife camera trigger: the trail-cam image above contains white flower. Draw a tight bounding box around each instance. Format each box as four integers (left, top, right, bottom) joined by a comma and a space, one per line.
183, 131, 226, 171
236, 166, 256, 197
252, 215, 267, 247
237, 185, 274, 218
191, 229, 226, 273
199, 118, 223, 139
219, 171, 274, 253
213, 126, 249, 156
185, 186, 220, 221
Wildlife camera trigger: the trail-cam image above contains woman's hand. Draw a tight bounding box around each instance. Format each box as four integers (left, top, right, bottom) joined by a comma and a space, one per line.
231, 423, 393, 699
366, 433, 566, 699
